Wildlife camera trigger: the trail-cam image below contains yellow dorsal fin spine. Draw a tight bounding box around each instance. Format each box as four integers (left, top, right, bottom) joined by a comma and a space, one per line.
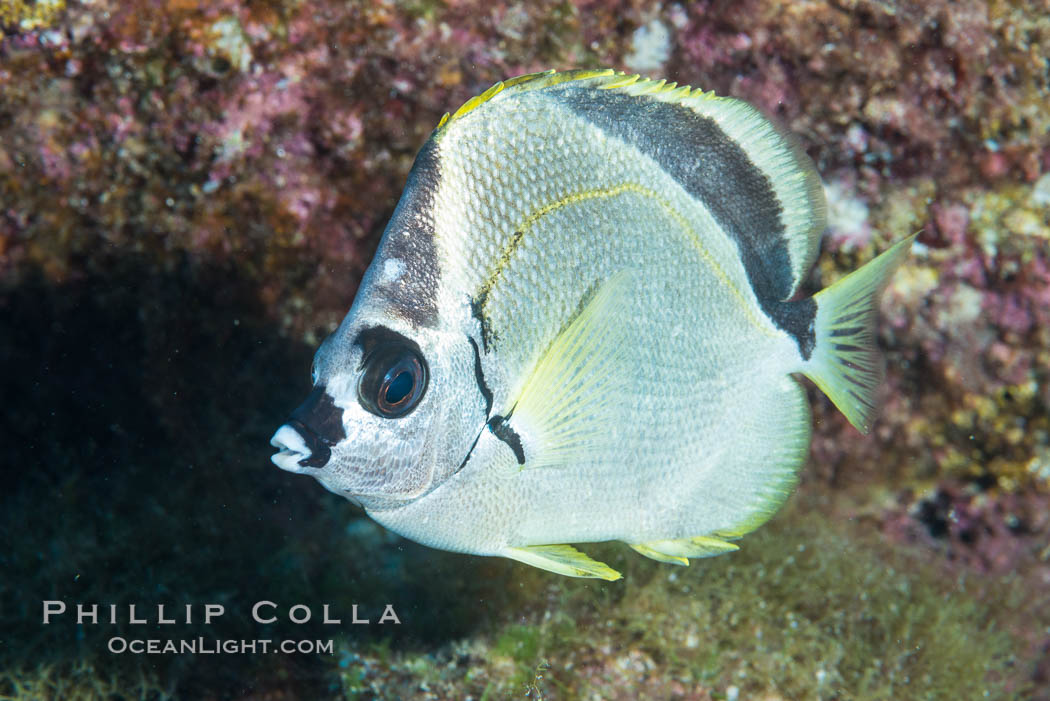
666, 85, 693, 100
451, 80, 506, 121
502, 69, 556, 89
598, 73, 641, 90
438, 68, 622, 131
435, 69, 727, 133
435, 69, 736, 133
635, 78, 667, 95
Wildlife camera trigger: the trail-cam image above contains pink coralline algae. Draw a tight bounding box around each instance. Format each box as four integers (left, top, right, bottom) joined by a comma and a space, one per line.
882, 484, 1050, 576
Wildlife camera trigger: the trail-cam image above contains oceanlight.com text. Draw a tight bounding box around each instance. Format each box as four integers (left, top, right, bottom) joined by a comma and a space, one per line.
107, 637, 335, 655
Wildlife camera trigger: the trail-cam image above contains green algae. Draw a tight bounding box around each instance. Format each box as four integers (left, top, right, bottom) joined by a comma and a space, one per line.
333, 499, 1025, 699
0, 660, 169, 701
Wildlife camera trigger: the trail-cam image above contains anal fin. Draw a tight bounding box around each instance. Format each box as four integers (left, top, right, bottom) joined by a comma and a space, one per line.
628, 544, 689, 567
505, 544, 622, 581
629, 536, 740, 566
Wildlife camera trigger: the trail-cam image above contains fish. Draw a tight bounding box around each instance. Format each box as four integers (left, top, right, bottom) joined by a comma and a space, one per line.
270, 69, 913, 580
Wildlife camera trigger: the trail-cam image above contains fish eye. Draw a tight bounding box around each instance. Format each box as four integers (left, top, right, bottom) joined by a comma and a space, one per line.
357, 343, 428, 418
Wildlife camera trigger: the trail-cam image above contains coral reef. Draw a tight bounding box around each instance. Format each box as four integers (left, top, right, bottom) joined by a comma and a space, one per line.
2, 0, 1048, 697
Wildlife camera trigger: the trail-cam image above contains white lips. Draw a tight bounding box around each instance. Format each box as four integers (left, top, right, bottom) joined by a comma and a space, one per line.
270, 424, 311, 473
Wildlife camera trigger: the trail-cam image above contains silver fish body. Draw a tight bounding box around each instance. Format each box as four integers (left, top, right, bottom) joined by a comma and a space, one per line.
271, 70, 912, 579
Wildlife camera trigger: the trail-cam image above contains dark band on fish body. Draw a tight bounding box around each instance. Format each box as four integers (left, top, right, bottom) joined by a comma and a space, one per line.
457, 412, 524, 474
772, 298, 816, 358
455, 335, 495, 474
291, 423, 331, 468
468, 336, 493, 416
488, 415, 526, 465
455, 427, 484, 474
554, 87, 817, 357
374, 138, 442, 327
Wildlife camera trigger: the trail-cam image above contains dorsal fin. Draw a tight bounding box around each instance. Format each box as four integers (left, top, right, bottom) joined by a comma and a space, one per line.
437, 69, 615, 127
437, 69, 826, 302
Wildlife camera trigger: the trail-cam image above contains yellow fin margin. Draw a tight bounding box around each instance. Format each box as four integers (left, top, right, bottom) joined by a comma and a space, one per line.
505, 544, 622, 580
629, 544, 689, 567
434, 67, 734, 136
450, 80, 506, 121
438, 68, 623, 131
630, 536, 740, 566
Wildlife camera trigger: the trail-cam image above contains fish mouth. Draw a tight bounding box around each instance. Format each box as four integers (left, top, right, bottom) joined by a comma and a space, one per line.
270, 424, 316, 473
270, 424, 367, 509
271, 386, 343, 473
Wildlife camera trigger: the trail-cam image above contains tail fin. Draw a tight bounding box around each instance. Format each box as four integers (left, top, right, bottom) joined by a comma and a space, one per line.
804, 235, 916, 433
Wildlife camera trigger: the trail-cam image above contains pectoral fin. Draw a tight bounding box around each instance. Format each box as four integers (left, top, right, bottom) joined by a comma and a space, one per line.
508, 271, 634, 469
629, 536, 740, 566
505, 544, 622, 581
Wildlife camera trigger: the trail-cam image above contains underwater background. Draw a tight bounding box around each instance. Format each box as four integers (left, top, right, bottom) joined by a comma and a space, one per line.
1, 0, 1048, 698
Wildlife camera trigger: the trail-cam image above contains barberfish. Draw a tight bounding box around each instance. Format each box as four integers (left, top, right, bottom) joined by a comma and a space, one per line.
270, 69, 912, 580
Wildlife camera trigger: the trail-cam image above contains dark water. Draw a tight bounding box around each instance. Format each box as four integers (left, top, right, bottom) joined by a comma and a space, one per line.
0, 254, 524, 697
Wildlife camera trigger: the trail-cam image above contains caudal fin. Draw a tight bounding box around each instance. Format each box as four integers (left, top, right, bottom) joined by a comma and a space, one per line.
804, 235, 916, 433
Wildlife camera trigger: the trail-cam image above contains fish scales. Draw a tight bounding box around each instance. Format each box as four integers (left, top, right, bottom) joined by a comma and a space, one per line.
439, 94, 778, 370
270, 69, 914, 579
433, 94, 790, 540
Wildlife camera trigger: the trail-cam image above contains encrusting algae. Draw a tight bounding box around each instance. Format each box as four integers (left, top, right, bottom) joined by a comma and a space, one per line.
0, 0, 65, 33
